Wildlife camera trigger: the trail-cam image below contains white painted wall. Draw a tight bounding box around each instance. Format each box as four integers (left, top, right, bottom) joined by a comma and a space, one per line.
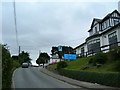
76, 48, 81, 55
84, 44, 87, 53
75, 43, 87, 56
100, 34, 109, 52
49, 58, 60, 63
93, 24, 99, 33
89, 23, 99, 36
101, 34, 109, 46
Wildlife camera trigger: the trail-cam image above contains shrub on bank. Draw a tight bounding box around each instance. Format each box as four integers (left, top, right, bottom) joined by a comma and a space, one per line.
93, 52, 107, 65
109, 46, 120, 61
57, 61, 68, 70
59, 69, 120, 87
107, 46, 120, 72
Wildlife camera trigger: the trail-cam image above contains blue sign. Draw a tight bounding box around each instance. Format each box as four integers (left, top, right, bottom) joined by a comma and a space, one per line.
64, 54, 77, 60
58, 46, 62, 51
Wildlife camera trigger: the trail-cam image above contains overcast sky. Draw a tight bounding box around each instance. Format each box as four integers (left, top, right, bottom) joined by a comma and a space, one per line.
1, 0, 119, 64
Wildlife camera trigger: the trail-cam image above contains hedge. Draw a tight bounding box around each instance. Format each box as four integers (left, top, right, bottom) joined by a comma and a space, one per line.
58, 69, 120, 87
2, 45, 20, 89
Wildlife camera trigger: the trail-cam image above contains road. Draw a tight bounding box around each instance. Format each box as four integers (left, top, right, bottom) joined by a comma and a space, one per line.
13, 67, 84, 88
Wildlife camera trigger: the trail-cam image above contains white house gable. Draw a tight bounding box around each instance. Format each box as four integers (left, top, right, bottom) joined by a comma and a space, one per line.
111, 11, 120, 17
89, 19, 101, 36
109, 11, 120, 27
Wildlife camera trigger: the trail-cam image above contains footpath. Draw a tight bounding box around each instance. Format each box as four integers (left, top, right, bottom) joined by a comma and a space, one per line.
39, 68, 120, 90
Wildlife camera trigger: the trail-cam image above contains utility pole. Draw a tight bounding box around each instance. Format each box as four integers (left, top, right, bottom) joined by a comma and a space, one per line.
19, 46, 21, 55
13, 0, 19, 55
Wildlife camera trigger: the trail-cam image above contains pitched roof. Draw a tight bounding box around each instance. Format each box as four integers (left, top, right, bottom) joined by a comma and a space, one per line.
88, 10, 120, 32
89, 18, 102, 31
74, 42, 86, 50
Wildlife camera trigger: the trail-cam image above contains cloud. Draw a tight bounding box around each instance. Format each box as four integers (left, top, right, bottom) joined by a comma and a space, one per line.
2, 2, 118, 61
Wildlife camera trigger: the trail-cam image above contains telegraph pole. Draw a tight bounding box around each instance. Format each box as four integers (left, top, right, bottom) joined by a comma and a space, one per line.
19, 46, 21, 55
13, 0, 19, 55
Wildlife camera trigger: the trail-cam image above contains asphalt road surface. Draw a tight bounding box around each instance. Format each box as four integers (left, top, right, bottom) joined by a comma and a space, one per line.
13, 67, 84, 88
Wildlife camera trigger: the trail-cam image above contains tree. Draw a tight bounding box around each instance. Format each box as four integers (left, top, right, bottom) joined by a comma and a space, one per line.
39, 53, 50, 63
51, 47, 58, 56
36, 53, 50, 67
51, 46, 75, 58
18, 51, 31, 64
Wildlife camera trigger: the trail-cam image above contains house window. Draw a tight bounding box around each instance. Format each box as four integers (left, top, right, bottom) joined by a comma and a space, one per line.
108, 32, 118, 48
81, 47, 84, 57
87, 39, 100, 55
114, 19, 119, 25
105, 21, 107, 29
102, 23, 104, 30
95, 27, 97, 33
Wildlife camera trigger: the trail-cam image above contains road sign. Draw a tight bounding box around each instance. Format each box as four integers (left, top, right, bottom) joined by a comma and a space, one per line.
64, 54, 77, 60
58, 46, 62, 51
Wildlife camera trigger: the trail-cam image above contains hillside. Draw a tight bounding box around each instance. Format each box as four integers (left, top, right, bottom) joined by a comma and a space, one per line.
48, 53, 120, 73
64, 56, 119, 73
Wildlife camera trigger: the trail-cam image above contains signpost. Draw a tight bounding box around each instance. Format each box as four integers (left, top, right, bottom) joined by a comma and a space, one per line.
58, 46, 62, 61
58, 46, 62, 51
64, 54, 77, 60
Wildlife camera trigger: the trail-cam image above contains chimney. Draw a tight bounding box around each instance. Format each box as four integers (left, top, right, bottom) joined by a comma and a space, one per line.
118, 1, 120, 12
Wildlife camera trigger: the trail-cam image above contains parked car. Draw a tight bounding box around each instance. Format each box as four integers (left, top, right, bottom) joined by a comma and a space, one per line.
22, 63, 29, 68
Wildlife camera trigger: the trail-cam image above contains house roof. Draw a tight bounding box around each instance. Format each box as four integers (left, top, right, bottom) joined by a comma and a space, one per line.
74, 42, 86, 50
88, 18, 102, 32
88, 10, 120, 32
86, 33, 100, 41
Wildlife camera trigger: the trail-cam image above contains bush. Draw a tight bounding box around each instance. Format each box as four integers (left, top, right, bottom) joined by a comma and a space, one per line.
88, 57, 93, 64
112, 61, 120, 72
93, 52, 107, 65
2, 45, 13, 89
2, 45, 20, 89
59, 69, 120, 87
12, 60, 21, 69
109, 46, 120, 61
57, 61, 68, 70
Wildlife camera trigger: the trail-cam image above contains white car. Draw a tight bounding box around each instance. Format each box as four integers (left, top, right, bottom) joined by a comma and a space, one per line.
22, 63, 29, 68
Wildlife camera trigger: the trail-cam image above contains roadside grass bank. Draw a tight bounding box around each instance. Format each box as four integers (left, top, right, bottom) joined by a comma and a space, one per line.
47, 47, 120, 87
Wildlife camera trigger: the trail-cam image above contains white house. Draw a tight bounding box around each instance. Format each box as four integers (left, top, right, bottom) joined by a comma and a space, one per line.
49, 54, 60, 63
75, 10, 120, 57
74, 42, 87, 57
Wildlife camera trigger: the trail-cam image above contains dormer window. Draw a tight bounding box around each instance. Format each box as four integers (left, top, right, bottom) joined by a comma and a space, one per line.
114, 19, 119, 25
102, 23, 104, 30
95, 27, 97, 33
105, 21, 107, 29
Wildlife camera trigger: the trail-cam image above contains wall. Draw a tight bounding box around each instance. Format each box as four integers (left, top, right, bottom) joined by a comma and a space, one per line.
49, 58, 60, 63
